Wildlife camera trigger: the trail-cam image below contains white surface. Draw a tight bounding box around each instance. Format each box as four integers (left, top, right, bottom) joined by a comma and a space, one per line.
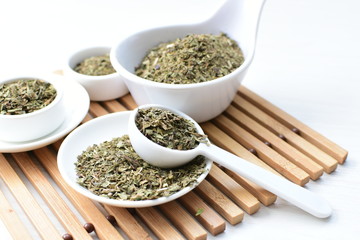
57, 111, 212, 208
0, 0, 359, 239
0, 76, 89, 152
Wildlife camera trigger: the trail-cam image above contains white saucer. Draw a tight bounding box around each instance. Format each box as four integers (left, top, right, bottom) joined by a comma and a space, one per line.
0, 76, 90, 153
57, 111, 212, 208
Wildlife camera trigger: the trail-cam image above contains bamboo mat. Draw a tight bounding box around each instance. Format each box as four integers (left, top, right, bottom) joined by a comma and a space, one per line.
0, 86, 348, 240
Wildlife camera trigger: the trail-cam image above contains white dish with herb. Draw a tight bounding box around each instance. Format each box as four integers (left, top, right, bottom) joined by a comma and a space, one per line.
0, 75, 89, 152
0, 75, 66, 142
64, 46, 128, 101
57, 111, 212, 208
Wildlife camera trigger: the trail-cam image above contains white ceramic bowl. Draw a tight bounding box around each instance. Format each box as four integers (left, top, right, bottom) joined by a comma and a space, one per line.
64, 46, 128, 101
0, 75, 66, 142
110, 0, 265, 122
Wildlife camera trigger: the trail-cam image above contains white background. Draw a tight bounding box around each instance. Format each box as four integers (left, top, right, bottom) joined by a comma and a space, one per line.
0, 0, 359, 239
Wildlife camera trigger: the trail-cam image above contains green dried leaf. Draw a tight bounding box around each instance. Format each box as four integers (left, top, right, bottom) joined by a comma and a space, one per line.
74, 54, 116, 76
0, 79, 57, 115
75, 135, 207, 201
135, 107, 209, 150
135, 33, 244, 84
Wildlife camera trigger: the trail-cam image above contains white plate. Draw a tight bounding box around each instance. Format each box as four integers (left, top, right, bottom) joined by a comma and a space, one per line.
0, 76, 90, 153
57, 111, 212, 208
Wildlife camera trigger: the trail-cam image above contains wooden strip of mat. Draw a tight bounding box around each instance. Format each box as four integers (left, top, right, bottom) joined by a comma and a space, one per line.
12, 152, 92, 240
201, 122, 277, 206
136, 207, 185, 240
233, 94, 338, 173
213, 115, 310, 186
195, 180, 244, 225
158, 201, 207, 240
0, 154, 62, 240
178, 191, 226, 236
104, 205, 152, 240
101, 100, 128, 113
34, 148, 124, 240
225, 105, 324, 180
239, 86, 348, 164
207, 165, 260, 214
0, 188, 33, 240
89, 102, 110, 117
119, 94, 137, 110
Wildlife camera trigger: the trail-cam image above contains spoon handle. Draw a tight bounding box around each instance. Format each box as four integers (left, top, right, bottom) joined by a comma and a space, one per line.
200, 144, 332, 218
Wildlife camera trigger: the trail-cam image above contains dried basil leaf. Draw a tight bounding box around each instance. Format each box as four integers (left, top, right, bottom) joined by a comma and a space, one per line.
135, 33, 244, 84
0, 79, 57, 115
75, 135, 207, 201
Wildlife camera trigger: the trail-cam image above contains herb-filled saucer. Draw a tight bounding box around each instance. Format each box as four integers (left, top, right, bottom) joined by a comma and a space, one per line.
57, 111, 212, 208
0, 74, 89, 153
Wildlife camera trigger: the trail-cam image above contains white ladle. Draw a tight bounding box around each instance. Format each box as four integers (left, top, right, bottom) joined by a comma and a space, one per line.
128, 104, 332, 219
110, 0, 267, 122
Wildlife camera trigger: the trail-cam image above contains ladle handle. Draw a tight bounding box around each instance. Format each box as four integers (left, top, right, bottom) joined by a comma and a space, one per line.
200, 144, 332, 218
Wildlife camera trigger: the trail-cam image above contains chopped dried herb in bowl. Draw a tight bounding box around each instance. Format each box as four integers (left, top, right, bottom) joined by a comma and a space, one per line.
0, 79, 57, 115
135, 33, 244, 84
74, 54, 116, 76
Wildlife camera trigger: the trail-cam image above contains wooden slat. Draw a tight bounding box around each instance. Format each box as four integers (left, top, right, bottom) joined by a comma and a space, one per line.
119, 94, 137, 110
89, 102, 109, 117
239, 86, 348, 164
104, 205, 152, 240
158, 201, 207, 240
136, 207, 185, 240
0, 189, 33, 240
207, 165, 260, 214
225, 105, 324, 180
195, 180, 244, 225
233, 94, 338, 173
201, 122, 277, 206
178, 191, 226, 236
101, 100, 128, 113
213, 115, 310, 186
0, 154, 62, 240
33, 148, 124, 240
12, 152, 92, 240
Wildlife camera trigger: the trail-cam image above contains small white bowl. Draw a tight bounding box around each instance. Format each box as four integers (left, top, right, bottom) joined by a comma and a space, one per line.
64, 46, 128, 101
0, 76, 66, 142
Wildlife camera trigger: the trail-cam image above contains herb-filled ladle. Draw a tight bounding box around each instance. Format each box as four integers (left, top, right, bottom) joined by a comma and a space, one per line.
128, 104, 332, 219
110, 0, 267, 123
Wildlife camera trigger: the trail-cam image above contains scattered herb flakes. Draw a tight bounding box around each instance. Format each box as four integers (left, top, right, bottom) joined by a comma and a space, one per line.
0, 79, 57, 115
195, 208, 204, 216
74, 54, 116, 76
135, 107, 208, 150
75, 135, 207, 201
135, 33, 244, 84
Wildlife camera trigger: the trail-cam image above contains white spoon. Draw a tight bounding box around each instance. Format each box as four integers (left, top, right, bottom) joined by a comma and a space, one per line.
128, 104, 332, 219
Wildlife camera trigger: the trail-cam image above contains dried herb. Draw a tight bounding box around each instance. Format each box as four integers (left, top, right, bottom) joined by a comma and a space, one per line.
74, 54, 116, 76
135, 33, 244, 84
0, 79, 57, 115
75, 135, 207, 200
195, 208, 204, 216
135, 107, 208, 150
